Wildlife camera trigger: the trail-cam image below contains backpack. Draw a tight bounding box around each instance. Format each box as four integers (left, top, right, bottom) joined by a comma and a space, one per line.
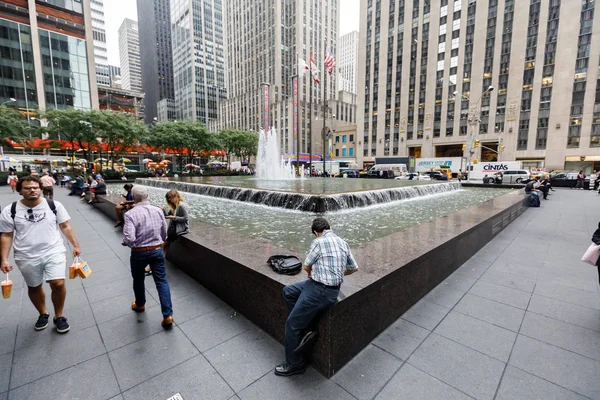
529, 194, 540, 208
11, 199, 58, 220
267, 255, 302, 275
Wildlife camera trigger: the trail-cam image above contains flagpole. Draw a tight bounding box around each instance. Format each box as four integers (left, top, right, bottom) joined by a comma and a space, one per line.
308, 53, 313, 176
322, 45, 327, 175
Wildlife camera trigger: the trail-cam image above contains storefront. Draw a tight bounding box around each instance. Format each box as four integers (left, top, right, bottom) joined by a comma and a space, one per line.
564, 156, 600, 174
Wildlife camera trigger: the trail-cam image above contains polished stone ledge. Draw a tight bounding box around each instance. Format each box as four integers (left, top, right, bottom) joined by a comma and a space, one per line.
89, 189, 529, 377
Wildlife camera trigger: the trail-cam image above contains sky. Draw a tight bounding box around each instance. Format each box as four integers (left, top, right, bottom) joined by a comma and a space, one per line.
103, 0, 361, 66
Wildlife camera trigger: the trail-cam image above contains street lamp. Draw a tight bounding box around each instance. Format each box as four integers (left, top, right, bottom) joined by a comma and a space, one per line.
1, 98, 16, 106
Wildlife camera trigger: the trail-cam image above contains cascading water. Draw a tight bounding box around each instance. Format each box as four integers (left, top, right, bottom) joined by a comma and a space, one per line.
256, 128, 295, 180
136, 178, 462, 213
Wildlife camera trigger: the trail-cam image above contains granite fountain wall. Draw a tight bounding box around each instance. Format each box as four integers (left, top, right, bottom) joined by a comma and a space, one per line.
92, 186, 528, 377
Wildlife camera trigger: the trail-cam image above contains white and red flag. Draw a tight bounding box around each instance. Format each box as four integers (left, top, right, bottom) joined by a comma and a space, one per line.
324, 47, 336, 75
310, 54, 320, 83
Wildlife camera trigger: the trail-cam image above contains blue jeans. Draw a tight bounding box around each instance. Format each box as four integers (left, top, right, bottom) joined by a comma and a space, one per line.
130, 249, 173, 318
283, 279, 339, 366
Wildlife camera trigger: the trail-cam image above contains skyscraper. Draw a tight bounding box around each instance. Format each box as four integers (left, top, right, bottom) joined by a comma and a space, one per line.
218, 0, 339, 156
0, 0, 98, 111
118, 18, 142, 93
170, 0, 226, 124
359, 0, 600, 172
338, 31, 359, 94
90, 0, 110, 86
137, 0, 175, 124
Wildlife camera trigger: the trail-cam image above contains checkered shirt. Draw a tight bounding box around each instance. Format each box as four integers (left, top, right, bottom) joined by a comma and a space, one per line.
122, 202, 167, 248
304, 230, 358, 287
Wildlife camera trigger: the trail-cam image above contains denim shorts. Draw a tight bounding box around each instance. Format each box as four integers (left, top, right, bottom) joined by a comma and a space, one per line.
15, 252, 67, 287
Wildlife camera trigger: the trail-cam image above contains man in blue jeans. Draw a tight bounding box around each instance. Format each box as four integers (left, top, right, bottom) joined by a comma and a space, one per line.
122, 185, 173, 328
275, 218, 358, 376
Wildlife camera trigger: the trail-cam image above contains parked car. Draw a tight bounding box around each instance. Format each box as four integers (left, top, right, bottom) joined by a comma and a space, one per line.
550, 172, 590, 189
422, 171, 448, 180
499, 169, 532, 184
395, 172, 431, 181
334, 169, 359, 178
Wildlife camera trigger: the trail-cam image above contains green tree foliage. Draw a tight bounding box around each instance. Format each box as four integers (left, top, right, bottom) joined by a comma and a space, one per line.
0, 106, 31, 145
145, 120, 218, 170
42, 108, 90, 169
216, 130, 258, 166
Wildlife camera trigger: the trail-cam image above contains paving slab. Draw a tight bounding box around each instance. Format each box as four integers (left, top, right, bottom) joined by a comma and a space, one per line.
372, 318, 429, 361
496, 366, 588, 400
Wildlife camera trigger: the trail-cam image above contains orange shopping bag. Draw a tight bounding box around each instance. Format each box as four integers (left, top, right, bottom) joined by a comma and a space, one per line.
68, 258, 78, 279
73, 256, 92, 279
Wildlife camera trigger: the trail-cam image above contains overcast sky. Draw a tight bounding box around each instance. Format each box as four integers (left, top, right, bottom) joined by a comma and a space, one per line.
104, 0, 361, 66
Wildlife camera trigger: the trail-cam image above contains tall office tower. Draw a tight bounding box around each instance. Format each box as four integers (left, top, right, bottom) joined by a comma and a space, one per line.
137, 0, 175, 124
118, 18, 143, 93
90, 0, 109, 86
219, 0, 338, 156
358, 0, 600, 172
338, 31, 359, 94
171, 0, 226, 124
0, 0, 98, 112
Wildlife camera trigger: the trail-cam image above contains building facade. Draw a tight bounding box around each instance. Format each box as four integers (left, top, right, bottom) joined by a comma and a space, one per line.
118, 18, 142, 93
170, 0, 226, 124
98, 85, 144, 119
0, 0, 98, 113
157, 98, 176, 121
217, 0, 339, 159
338, 30, 359, 94
358, 0, 600, 172
137, 0, 175, 124
90, 0, 109, 86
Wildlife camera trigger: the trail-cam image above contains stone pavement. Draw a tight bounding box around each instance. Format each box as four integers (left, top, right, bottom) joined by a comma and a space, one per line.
0, 186, 599, 400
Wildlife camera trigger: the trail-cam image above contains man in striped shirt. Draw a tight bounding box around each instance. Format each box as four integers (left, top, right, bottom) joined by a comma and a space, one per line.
275, 218, 358, 376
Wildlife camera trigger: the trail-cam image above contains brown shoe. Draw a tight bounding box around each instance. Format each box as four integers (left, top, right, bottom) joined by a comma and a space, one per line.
131, 301, 145, 313
161, 316, 174, 329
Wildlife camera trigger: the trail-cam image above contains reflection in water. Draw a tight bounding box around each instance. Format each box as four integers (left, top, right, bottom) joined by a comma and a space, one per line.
110, 184, 512, 252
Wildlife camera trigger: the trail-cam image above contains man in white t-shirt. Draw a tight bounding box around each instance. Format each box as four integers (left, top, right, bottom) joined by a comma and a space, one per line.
0, 176, 81, 333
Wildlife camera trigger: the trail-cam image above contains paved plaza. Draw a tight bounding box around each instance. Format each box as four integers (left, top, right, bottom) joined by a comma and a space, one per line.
0, 186, 599, 400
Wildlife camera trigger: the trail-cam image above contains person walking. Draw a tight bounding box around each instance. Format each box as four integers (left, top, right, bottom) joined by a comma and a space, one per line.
457, 169, 463, 183
122, 185, 174, 329
575, 170, 585, 190
0, 176, 81, 333
275, 217, 358, 377
163, 189, 189, 259
40, 171, 56, 199
7, 171, 18, 193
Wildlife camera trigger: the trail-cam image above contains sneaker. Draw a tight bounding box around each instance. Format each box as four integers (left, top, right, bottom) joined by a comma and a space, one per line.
34, 314, 49, 331
53, 316, 70, 334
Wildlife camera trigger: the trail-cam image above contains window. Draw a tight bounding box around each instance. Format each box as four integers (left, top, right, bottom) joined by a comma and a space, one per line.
349, 148, 354, 156
335, 149, 339, 157
335, 136, 340, 143
342, 135, 347, 143
342, 148, 347, 156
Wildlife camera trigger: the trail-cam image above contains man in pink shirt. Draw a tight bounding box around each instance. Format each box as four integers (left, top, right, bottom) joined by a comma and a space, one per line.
39, 172, 56, 199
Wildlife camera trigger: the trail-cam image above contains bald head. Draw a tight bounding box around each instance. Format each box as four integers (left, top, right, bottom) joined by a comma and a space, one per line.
131, 185, 148, 202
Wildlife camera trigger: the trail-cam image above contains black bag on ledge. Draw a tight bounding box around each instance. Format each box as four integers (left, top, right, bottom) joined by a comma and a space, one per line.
267, 255, 302, 275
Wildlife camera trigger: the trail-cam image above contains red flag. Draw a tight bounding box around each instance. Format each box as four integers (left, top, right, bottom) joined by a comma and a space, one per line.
324, 47, 336, 75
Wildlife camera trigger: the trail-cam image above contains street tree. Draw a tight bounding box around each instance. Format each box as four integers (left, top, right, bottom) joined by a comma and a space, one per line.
42, 108, 92, 170
0, 106, 32, 146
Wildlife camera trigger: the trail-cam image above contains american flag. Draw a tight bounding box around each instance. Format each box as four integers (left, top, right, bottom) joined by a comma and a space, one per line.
324, 47, 336, 75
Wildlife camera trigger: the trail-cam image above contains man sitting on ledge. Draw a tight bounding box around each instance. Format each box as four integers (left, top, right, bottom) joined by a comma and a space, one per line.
275, 217, 358, 377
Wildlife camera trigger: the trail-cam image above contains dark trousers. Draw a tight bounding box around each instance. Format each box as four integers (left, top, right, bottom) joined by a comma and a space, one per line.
130, 248, 173, 318
283, 279, 339, 366
539, 186, 549, 199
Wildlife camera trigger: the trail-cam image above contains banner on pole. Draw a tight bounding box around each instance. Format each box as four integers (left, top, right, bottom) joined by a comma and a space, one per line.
292, 76, 298, 153
262, 83, 270, 133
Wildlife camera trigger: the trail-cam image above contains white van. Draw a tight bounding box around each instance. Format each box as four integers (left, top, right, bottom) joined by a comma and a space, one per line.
468, 162, 525, 181
367, 164, 408, 178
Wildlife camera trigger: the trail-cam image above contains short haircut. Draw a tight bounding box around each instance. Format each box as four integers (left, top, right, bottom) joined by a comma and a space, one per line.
123, 183, 133, 190
311, 217, 330, 234
16, 175, 41, 192
131, 185, 148, 201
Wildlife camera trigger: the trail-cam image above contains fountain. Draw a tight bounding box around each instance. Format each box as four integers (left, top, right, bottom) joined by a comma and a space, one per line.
256, 128, 295, 180
91, 139, 530, 377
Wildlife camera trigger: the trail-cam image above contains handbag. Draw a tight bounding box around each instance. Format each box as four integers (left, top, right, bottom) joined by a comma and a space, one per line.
581, 242, 600, 266
70, 256, 92, 279
267, 255, 302, 275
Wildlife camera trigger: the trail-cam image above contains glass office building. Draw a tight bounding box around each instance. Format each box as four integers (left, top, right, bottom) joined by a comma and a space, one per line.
0, 0, 97, 112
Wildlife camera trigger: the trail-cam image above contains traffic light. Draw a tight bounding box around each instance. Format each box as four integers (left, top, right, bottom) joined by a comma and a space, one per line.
473, 139, 480, 148
462, 144, 466, 151
500, 145, 505, 152
473, 159, 479, 164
